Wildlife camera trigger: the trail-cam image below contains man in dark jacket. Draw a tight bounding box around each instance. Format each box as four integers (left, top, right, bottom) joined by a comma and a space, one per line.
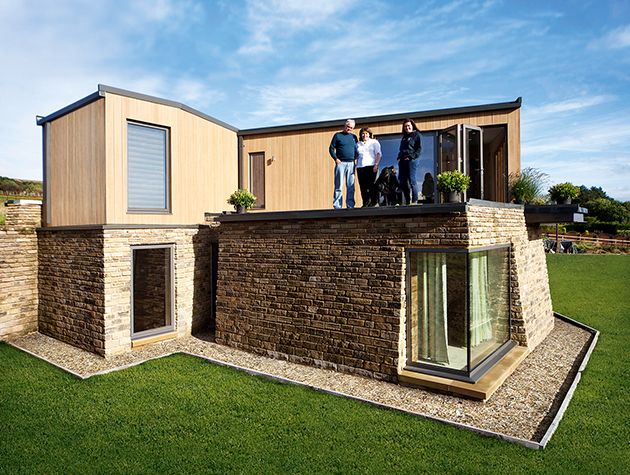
329, 119, 358, 209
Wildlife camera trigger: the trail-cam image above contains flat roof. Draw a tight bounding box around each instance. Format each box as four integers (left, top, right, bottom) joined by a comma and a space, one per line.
36, 84, 521, 136
237, 98, 522, 136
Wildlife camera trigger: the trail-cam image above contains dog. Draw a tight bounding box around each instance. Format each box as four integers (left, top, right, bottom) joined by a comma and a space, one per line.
375, 166, 402, 206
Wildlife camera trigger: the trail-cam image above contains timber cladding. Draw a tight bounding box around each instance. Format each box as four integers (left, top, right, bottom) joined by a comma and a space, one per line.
215, 204, 553, 382
241, 109, 520, 211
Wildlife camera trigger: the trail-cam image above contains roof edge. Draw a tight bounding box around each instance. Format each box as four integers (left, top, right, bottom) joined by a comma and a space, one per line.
36, 84, 239, 132
238, 97, 522, 136
36, 90, 104, 125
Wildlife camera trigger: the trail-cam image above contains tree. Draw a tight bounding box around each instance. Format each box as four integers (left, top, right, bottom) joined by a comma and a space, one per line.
577, 185, 608, 204
586, 198, 630, 223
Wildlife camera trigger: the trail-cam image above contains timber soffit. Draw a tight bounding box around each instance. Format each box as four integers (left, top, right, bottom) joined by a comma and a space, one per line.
35, 84, 521, 135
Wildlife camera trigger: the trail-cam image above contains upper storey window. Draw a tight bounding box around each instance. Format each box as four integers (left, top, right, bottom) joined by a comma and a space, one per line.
127, 122, 170, 212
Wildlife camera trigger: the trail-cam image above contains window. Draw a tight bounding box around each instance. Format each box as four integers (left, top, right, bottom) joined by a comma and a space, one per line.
406, 245, 512, 382
249, 152, 265, 209
127, 122, 170, 212
131, 245, 174, 339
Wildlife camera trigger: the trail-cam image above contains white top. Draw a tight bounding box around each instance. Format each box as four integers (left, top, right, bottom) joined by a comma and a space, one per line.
356, 138, 382, 168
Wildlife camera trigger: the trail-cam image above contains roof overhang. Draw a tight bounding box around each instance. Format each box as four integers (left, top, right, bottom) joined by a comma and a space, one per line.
36, 84, 239, 131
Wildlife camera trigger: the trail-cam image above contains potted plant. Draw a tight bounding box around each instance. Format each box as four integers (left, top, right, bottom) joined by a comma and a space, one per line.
227, 189, 256, 213
509, 167, 548, 204
436, 170, 471, 203
548, 182, 579, 204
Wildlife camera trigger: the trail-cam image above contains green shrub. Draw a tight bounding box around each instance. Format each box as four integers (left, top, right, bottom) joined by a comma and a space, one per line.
436, 170, 471, 193
549, 182, 580, 202
227, 189, 256, 210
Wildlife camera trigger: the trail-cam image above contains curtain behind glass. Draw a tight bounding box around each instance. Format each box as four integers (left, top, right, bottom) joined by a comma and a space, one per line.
418, 253, 449, 364
470, 253, 492, 346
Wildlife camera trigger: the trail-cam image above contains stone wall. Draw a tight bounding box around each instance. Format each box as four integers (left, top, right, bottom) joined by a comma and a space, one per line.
0, 204, 41, 339
38, 225, 216, 356
216, 210, 470, 382
465, 204, 554, 347
216, 203, 555, 382
38, 229, 106, 352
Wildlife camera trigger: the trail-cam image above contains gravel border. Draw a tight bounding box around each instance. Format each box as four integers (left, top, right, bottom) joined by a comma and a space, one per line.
5, 315, 595, 449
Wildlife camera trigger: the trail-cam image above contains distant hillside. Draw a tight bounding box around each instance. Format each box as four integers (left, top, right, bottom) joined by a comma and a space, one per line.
0, 176, 43, 196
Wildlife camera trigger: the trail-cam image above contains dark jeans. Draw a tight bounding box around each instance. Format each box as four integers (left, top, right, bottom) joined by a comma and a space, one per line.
398, 158, 419, 205
356, 166, 378, 206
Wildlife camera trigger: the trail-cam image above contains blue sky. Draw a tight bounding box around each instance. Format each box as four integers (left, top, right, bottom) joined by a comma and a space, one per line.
1, 0, 629, 200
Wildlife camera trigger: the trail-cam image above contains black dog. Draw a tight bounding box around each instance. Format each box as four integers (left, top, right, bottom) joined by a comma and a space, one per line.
375, 166, 402, 206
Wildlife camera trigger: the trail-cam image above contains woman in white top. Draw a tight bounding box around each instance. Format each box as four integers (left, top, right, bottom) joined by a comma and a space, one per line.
355, 127, 382, 207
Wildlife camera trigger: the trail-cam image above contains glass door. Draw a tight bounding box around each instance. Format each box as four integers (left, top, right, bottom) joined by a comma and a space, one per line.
438, 124, 484, 202
463, 125, 483, 200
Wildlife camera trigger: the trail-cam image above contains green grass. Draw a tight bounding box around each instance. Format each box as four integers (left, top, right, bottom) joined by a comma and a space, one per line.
1, 255, 629, 474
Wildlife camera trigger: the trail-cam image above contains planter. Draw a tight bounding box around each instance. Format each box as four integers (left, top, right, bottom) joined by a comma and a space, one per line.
446, 191, 460, 203
236, 205, 246, 214
559, 197, 572, 205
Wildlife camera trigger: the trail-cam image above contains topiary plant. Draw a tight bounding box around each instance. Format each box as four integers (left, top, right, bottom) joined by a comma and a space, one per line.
549, 182, 579, 204
227, 189, 256, 212
436, 170, 471, 193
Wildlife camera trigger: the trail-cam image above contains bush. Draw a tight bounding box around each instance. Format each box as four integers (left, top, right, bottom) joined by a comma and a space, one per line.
508, 167, 548, 204
436, 171, 471, 193
549, 182, 580, 202
227, 189, 256, 210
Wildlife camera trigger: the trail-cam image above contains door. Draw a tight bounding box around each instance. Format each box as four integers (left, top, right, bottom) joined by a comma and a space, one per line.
437, 124, 484, 202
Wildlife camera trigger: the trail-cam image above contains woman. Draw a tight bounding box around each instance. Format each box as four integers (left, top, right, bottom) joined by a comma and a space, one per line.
397, 118, 422, 205
355, 127, 382, 207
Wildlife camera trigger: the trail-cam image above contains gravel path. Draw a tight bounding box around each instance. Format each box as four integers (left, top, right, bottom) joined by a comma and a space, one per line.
7, 318, 592, 444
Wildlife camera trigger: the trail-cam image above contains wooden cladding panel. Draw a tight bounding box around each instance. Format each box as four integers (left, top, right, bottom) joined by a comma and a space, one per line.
105, 94, 238, 224
242, 109, 520, 211
47, 99, 106, 226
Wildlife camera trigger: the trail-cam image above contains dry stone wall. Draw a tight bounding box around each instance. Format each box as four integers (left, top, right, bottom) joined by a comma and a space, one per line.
0, 204, 41, 339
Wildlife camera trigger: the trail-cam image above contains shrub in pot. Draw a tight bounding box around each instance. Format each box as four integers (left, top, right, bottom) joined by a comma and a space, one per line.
436, 170, 471, 203
549, 182, 579, 204
227, 189, 256, 213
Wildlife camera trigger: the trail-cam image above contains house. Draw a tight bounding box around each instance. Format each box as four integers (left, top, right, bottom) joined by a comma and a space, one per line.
0, 85, 583, 399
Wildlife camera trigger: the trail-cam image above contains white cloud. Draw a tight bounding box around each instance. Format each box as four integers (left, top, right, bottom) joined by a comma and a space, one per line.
589, 24, 630, 50
238, 0, 357, 55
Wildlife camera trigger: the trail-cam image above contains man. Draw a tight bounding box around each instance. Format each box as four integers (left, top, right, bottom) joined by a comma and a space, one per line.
329, 119, 358, 209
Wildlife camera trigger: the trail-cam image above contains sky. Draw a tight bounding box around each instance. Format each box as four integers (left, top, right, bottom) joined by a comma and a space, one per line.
1, 0, 629, 201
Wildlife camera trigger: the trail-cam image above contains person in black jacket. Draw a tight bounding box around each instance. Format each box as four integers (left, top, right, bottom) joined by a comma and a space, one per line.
397, 118, 422, 205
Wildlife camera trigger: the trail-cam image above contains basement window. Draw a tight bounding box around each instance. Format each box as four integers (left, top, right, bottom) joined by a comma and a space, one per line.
131, 245, 175, 339
406, 245, 513, 382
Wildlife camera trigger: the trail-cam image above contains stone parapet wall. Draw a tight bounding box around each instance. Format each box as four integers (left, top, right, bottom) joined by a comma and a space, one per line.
38, 225, 216, 356
0, 204, 41, 339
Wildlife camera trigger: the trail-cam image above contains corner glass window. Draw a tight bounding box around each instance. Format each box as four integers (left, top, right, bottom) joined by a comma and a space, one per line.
127, 122, 170, 212
407, 245, 511, 381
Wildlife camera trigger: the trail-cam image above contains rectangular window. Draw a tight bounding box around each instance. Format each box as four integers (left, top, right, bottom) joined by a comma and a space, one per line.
249, 152, 265, 209
131, 245, 174, 339
407, 245, 511, 382
127, 122, 170, 212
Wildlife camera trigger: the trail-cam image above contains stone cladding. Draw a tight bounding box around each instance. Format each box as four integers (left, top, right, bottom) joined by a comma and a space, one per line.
0, 204, 41, 339
215, 203, 554, 382
38, 225, 216, 355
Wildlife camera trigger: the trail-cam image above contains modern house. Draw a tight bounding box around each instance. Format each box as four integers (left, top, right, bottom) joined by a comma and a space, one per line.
1, 85, 582, 399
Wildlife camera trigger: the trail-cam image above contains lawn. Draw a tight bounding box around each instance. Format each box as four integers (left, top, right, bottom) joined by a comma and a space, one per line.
1, 255, 628, 474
